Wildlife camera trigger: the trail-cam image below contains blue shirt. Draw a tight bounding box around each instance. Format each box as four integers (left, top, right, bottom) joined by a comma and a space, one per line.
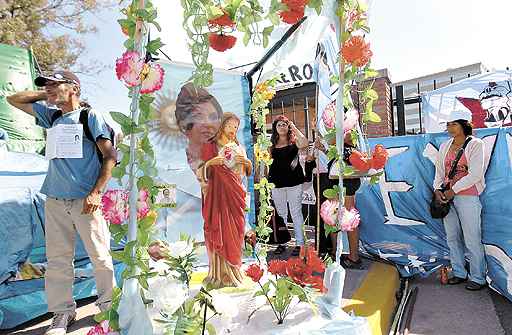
34, 103, 112, 199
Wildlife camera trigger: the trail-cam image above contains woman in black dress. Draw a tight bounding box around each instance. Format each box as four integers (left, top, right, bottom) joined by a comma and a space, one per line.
268, 115, 308, 256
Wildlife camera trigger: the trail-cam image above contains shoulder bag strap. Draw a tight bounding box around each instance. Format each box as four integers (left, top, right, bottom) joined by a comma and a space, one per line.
447, 136, 472, 181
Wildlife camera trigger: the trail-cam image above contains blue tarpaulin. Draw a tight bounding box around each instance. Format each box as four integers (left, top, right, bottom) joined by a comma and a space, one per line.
0, 151, 124, 329
358, 127, 512, 302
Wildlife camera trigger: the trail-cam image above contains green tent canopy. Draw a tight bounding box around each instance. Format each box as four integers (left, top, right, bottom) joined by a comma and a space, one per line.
0, 43, 45, 153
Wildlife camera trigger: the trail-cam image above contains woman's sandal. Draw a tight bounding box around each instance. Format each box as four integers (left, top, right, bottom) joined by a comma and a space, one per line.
274, 245, 286, 255
290, 246, 301, 257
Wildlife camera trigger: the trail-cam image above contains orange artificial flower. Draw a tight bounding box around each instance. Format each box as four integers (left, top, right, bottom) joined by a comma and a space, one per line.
349, 150, 371, 172
370, 144, 388, 170
341, 35, 373, 67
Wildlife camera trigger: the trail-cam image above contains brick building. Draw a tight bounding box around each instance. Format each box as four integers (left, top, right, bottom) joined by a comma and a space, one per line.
266, 69, 393, 138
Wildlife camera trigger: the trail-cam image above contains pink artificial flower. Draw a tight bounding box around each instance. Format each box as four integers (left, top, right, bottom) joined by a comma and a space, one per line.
140, 63, 165, 94
321, 101, 336, 130
115, 51, 144, 87
321, 101, 359, 134
87, 320, 119, 335
345, 108, 359, 134
138, 188, 149, 201
347, 10, 367, 30
137, 189, 150, 219
320, 199, 339, 227
339, 207, 360, 232
101, 190, 129, 225
101, 189, 151, 224
115, 51, 164, 94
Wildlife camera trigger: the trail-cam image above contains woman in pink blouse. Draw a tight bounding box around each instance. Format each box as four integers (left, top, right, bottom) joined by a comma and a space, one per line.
433, 113, 487, 291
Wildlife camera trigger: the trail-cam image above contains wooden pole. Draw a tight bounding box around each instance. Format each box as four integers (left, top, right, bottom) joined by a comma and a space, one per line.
314, 79, 321, 253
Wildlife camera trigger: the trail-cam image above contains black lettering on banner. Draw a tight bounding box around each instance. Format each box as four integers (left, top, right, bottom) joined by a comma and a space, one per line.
280, 73, 290, 83
303, 64, 313, 80
289, 65, 303, 82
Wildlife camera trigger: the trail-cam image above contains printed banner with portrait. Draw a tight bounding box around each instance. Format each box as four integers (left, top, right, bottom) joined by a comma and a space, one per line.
147, 61, 253, 243
423, 71, 512, 133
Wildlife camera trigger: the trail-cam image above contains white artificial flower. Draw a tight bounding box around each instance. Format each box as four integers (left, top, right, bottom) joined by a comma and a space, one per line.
147, 276, 188, 315
167, 240, 193, 258
150, 259, 171, 275
210, 292, 239, 319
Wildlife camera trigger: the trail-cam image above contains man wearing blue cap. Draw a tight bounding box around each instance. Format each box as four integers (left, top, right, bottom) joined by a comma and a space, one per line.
7, 70, 116, 335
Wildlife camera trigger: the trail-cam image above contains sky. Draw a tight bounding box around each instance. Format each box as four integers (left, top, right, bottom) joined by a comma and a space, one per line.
79, 0, 512, 115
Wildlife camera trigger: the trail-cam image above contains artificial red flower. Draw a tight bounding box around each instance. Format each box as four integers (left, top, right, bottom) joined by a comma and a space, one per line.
349, 150, 371, 172
303, 247, 325, 274
285, 258, 311, 286
341, 35, 373, 67
246, 263, 264, 282
371, 144, 388, 170
279, 0, 307, 25
279, 8, 305, 24
208, 9, 235, 27
208, 33, 237, 52
268, 260, 287, 276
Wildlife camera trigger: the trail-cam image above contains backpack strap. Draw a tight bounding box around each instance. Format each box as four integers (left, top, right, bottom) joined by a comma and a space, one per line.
50, 110, 63, 126
79, 108, 96, 143
79, 107, 118, 165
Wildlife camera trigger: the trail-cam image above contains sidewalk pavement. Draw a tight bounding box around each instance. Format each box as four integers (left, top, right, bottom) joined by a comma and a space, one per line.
409, 274, 511, 335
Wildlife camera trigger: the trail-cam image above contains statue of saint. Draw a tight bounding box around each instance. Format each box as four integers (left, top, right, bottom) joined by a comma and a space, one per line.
198, 112, 252, 288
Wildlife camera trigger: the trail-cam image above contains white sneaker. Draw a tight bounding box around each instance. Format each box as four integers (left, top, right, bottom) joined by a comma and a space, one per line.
44, 311, 77, 335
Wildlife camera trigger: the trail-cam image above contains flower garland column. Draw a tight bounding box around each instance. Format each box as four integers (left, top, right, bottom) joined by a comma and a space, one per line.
334, 0, 345, 264
127, 0, 147, 245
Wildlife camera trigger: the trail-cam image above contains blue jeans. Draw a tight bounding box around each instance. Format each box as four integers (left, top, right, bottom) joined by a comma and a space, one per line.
443, 196, 487, 284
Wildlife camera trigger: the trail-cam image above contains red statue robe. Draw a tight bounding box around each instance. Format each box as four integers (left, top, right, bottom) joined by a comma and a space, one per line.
201, 141, 246, 268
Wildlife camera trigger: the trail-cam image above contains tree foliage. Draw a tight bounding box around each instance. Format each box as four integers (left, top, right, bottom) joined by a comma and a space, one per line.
0, 0, 114, 72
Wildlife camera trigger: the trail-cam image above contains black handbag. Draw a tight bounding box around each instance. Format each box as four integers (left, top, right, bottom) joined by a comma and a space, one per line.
430, 137, 472, 219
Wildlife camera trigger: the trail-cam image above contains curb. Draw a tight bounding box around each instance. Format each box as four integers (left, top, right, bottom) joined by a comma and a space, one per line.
343, 262, 400, 335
